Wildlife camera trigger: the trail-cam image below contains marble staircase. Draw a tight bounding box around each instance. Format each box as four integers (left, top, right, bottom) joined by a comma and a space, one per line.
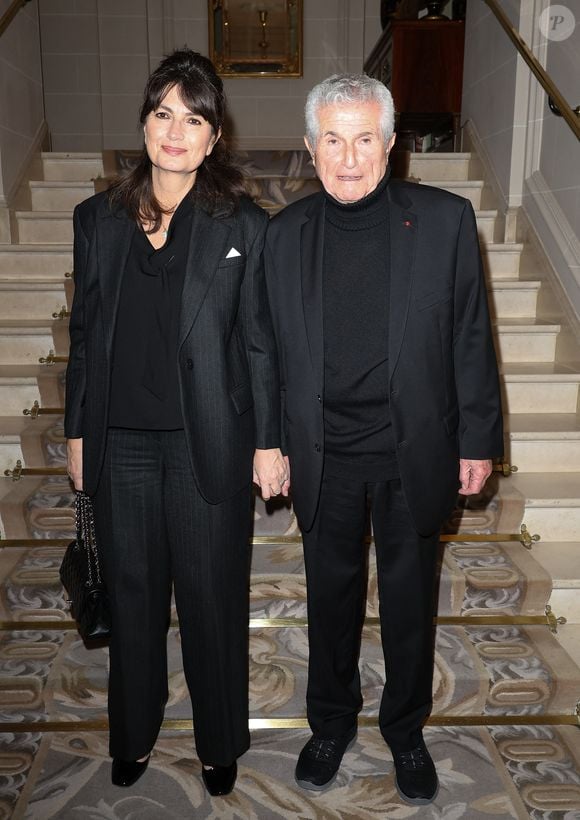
1, 149, 580, 817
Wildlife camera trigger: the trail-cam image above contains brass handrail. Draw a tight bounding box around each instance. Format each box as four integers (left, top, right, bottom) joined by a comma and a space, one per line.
484, 0, 580, 140
0, 0, 32, 37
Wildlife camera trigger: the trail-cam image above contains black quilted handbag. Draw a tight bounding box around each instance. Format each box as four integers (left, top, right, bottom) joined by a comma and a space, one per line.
60, 491, 111, 641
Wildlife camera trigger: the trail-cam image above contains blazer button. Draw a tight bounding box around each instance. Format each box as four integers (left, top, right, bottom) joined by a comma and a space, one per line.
316, 394, 322, 403
314, 442, 321, 453
397, 440, 407, 449
391, 389, 399, 399
186, 359, 194, 370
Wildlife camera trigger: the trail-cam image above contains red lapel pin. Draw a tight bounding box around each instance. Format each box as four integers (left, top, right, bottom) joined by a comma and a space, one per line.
403, 220, 412, 227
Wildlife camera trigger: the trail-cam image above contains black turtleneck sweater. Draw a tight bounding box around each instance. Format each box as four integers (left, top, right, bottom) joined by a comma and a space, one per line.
322, 170, 398, 481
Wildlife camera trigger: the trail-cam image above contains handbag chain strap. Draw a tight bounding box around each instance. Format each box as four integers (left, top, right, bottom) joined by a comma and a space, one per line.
76, 491, 104, 587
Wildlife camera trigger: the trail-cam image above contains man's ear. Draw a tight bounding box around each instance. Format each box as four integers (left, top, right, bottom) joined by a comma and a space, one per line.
304, 135, 315, 162
386, 133, 396, 157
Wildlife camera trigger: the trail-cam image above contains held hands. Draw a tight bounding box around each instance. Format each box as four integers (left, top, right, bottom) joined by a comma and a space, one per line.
253, 449, 290, 500
67, 438, 83, 491
458, 458, 492, 496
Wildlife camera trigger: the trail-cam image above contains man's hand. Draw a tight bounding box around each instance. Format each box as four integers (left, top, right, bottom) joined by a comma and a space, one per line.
67, 438, 83, 491
458, 458, 492, 495
253, 449, 290, 500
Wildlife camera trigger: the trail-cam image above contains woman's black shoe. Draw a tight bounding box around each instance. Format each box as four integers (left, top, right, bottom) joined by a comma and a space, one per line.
201, 761, 237, 796
111, 756, 150, 787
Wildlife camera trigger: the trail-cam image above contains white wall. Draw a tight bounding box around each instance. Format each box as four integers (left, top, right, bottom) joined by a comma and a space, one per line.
461, 0, 580, 317
535, 13, 580, 293
461, 0, 523, 209
39, 0, 385, 152
0, 0, 44, 204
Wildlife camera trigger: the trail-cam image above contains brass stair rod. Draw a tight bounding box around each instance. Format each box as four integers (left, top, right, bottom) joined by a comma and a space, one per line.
254, 524, 540, 547
0, 522, 540, 548
0, 524, 540, 547
0, 606, 567, 633
39, 350, 68, 365
23, 401, 63, 418
493, 461, 517, 475
52, 306, 70, 320
3, 461, 67, 480
1, 711, 579, 733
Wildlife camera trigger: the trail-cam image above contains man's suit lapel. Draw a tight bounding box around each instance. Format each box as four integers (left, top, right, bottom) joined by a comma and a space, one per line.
97, 205, 135, 359
388, 184, 418, 380
300, 197, 325, 390
179, 206, 232, 347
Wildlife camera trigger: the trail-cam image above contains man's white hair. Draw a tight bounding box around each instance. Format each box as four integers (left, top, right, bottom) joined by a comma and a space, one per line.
305, 73, 395, 149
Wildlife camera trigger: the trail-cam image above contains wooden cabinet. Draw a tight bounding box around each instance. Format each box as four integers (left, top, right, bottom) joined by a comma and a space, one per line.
365, 19, 466, 148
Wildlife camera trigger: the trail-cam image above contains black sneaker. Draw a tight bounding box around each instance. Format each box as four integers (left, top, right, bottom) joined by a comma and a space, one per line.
393, 740, 439, 805
295, 729, 357, 791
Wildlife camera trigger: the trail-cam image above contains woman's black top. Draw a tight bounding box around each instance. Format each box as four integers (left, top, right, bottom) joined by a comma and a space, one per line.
108, 196, 192, 430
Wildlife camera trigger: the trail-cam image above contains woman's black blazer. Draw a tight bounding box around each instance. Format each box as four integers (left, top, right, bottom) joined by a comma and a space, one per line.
65, 191, 280, 501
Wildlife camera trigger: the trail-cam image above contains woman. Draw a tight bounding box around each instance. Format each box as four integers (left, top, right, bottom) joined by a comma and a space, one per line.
65, 49, 287, 796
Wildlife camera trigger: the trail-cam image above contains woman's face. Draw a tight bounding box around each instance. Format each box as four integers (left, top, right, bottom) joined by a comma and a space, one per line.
144, 84, 220, 183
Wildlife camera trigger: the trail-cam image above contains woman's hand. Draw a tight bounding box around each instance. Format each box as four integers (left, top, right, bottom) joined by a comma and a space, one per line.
67, 438, 83, 491
253, 449, 290, 500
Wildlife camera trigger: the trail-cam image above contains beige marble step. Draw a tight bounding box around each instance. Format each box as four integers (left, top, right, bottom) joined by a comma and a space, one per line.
421, 179, 483, 209
41, 152, 104, 182
488, 280, 541, 319
29, 181, 94, 211
0, 320, 60, 364
474, 210, 499, 244
409, 152, 472, 181
0, 245, 72, 277
506, 472, 580, 542
506, 413, 580, 472
16, 211, 73, 244
0, 418, 25, 465
531, 543, 580, 624
482, 244, 523, 279
500, 364, 580, 414
0, 279, 68, 318
494, 319, 560, 363
0, 372, 41, 415
555, 623, 580, 664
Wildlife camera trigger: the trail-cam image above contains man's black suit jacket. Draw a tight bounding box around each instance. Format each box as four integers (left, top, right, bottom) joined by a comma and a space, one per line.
265, 179, 503, 536
65, 191, 280, 501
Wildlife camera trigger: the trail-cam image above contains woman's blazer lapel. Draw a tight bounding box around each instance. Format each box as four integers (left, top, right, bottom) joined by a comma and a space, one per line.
178, 206, 232, 348
96, 202, 136, 361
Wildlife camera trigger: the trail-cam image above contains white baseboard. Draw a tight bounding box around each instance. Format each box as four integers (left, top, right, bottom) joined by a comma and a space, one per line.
462, 119, 509, 219
0, 119, 48, 208
524, 170, 580, 322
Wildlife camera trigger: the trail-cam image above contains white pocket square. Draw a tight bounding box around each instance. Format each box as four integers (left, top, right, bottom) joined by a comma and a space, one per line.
225, 247, 241, 258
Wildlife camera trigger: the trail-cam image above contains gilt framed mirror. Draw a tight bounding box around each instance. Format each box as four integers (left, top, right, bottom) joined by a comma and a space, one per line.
209, 0, 303, 77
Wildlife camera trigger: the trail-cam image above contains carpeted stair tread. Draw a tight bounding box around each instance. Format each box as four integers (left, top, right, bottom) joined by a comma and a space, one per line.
7, 725, 580, 818
0, 535, 552, 622
2, 624, 579, 725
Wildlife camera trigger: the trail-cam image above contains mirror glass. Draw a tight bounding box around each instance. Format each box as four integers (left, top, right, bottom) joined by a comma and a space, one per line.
209, 0, 302, 77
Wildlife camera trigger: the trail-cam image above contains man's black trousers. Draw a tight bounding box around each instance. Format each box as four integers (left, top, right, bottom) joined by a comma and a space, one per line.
301, 472, 440, 752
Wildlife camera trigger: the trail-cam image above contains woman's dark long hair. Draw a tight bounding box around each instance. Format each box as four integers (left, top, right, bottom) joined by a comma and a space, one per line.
109, 50, 246, 226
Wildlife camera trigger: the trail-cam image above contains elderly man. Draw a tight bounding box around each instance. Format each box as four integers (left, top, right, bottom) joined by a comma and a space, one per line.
264, 74, 503, 805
